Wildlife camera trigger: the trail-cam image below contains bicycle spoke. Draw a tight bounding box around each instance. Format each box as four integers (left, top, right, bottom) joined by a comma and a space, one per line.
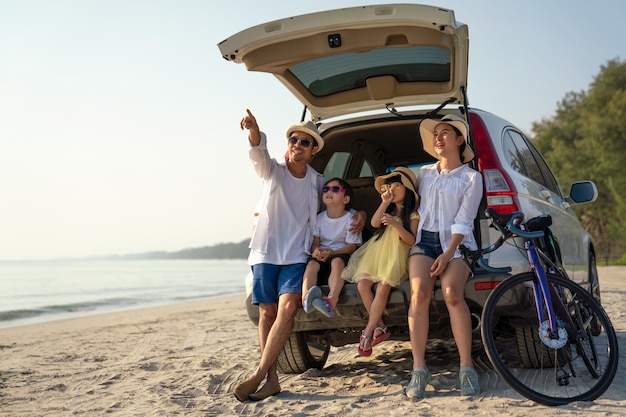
480, 272, 618, 406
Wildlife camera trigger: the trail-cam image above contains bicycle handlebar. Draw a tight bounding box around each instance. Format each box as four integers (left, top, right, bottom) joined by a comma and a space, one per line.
458, 208, 545, 274
501, 211, 545, 240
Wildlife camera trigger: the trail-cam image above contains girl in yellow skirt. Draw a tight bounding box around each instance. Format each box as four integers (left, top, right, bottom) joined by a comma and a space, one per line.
342, 167, 419, 356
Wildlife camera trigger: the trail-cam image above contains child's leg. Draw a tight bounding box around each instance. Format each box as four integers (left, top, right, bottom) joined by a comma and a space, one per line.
357, 279, 375, 314
358, 282, 391, 356
302, 260, 320, 305
357, 279, 375, 357
327, 257, 346, 307
364, 283, 391, 337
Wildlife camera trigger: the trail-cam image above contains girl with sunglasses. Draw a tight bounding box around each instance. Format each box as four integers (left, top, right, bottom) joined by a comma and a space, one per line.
302, 178, 363, 318
342, 167, 419, 356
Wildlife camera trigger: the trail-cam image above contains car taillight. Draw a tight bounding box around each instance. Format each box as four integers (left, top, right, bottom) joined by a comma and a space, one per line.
469, 113, 520, 214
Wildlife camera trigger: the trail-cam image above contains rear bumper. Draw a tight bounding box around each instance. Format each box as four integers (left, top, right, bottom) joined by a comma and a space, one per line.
245, 271, 511, 343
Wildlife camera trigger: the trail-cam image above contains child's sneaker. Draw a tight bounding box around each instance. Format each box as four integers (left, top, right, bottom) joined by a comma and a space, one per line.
303, 286, 322, 313
312, 297, 334, 318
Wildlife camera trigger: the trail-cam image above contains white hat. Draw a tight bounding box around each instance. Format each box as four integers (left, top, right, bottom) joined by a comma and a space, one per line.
419, 114, 475, 162
285, 120, 324, 151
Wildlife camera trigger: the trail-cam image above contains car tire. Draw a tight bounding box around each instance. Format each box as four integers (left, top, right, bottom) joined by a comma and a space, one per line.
515, 326, 565, 368
277, 331, 330, 374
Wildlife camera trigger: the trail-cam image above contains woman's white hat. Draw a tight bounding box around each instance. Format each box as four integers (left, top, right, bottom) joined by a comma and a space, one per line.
419, 114, 475, 162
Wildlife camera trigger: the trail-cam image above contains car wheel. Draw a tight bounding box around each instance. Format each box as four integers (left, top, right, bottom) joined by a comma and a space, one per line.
277, 331, 330, 374
515, 326, 565, 368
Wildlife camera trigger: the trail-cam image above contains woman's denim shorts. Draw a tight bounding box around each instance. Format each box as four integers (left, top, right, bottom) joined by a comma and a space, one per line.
409, 230, 444, 260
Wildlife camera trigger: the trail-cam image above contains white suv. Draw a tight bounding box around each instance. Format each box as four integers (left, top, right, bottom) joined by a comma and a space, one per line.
218, 4, 599, 373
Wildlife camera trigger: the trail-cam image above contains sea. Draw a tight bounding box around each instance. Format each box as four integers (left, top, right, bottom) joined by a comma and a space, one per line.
0, 259, 250, 329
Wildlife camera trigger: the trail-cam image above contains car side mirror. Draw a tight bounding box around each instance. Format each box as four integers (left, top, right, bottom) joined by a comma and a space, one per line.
568, 181, 598, 204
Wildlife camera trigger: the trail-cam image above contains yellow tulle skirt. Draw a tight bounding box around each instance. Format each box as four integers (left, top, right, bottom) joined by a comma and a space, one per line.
341, 224, 412, 287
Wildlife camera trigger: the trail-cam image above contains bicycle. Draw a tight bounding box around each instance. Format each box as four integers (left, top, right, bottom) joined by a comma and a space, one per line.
459, 208, 619, 406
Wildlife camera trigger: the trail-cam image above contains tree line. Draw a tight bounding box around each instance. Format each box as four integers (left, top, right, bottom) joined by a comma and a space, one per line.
531, 58, 626, 262
99, 239, 251, 260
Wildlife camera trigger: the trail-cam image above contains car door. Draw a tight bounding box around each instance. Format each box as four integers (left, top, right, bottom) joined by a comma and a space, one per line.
501, 129, 589, 282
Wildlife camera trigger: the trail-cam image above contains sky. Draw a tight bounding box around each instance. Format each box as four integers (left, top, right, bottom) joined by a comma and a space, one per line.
1, 0, 624, 261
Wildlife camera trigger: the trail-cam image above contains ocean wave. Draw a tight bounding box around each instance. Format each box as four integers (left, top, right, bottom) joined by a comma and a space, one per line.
0, 259, 249, 328
0, 297, 140, 322
0, 289, 247, 324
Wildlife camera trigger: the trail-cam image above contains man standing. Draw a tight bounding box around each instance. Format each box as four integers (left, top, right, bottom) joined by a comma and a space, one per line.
233, 109, 325, 401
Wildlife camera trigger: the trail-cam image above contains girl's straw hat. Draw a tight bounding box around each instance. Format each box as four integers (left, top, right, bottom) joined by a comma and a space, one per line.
374, 167, 418, 199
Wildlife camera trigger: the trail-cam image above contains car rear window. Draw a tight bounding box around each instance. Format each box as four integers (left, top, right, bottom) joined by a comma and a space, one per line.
289, 46, 451, 97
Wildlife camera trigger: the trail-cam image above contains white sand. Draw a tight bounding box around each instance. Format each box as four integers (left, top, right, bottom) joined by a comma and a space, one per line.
1, 266, 625, 416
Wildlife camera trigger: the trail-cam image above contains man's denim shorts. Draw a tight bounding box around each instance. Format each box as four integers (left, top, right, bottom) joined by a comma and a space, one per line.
409, 230, 444, 260
251, 263, 306, 305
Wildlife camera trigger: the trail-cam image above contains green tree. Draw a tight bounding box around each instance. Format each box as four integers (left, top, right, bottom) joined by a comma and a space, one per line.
532, 58, 626, 259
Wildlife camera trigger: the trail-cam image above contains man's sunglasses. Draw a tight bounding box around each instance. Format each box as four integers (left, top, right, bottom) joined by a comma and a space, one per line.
322, 185, 347, 194
288, 136, 315, 148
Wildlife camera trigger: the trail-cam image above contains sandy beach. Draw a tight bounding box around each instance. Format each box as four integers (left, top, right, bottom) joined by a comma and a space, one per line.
1, 266, 625, 416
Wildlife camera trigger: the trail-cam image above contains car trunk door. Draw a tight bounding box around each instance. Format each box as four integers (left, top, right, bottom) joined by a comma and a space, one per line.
217, 4, 469, 122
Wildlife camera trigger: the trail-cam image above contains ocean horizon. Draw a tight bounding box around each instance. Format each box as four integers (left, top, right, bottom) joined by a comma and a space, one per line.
0, 258, 249, 329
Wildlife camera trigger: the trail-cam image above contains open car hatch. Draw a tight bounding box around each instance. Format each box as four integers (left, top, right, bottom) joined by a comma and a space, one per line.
218, 4, 469, 122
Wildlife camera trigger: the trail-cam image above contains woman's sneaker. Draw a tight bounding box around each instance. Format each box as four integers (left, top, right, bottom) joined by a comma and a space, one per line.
459, 367, 480, 396
405, 367, 431, 400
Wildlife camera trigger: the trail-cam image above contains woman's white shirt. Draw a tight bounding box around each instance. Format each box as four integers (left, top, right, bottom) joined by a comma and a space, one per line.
416, 162, 483, 256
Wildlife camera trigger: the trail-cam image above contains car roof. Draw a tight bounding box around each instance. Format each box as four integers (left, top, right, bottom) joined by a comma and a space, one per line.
217, 4, 469, 122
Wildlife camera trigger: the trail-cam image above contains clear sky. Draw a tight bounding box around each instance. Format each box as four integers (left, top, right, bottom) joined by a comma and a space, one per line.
1, 0, 624, 261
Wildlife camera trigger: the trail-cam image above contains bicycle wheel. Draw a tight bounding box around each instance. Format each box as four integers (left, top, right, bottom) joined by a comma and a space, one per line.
480, 272, 619, 406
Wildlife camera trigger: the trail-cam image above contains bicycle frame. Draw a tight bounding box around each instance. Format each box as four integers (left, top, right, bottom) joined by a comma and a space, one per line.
460, 209, 579, 347
524, 238, 577, 347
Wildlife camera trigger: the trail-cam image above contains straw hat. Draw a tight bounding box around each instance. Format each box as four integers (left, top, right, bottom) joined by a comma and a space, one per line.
374, 167, 418, 199
419, 114, 475, 162
285, 120, 324, 151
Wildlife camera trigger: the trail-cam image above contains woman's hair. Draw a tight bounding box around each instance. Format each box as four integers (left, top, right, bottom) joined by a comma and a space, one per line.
450, 125, 467, 163
324, 177, 354, 209
372, 185, 417, 241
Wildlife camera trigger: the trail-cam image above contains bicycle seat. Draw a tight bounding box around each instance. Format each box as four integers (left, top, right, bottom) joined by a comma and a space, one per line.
525, 214, 552, 232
